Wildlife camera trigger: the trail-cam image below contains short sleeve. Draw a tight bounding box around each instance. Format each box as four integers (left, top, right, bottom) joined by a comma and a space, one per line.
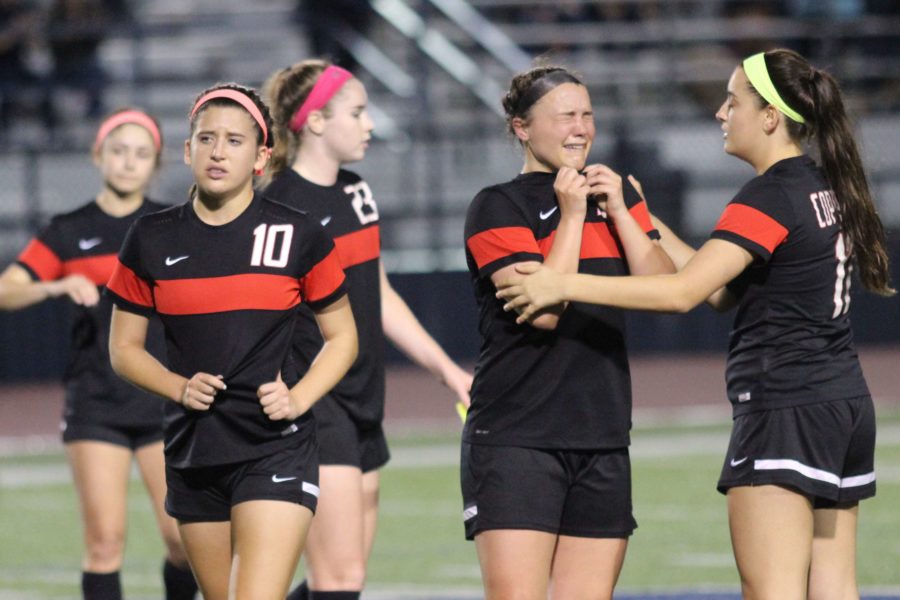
106, 220, 156, 317
710, 179, 793, 262
622, 181, 660, 240
464, 187, 543, 279
16, 220, 65, 282
299, 228, 347, 310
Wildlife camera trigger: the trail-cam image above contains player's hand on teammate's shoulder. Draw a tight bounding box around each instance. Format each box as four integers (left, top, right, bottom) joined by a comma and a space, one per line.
180, 373, 225, 411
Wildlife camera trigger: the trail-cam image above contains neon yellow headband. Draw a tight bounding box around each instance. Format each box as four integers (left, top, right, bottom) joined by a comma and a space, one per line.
742, 52, 806, 124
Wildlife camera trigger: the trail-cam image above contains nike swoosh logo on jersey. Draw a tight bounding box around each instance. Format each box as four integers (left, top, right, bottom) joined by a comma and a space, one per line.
165, 256, 189, 266
539, 206, 558, 220
320, 216, 332, 226
730, 457, 748, 467
78, 237, 102, 250
271, 474, 297, 483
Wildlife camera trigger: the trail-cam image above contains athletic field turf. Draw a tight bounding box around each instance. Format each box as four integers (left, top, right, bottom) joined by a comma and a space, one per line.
1, 351, 899, 599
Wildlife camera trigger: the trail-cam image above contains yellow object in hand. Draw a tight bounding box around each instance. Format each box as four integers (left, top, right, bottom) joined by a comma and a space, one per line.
456, 401, 468, 423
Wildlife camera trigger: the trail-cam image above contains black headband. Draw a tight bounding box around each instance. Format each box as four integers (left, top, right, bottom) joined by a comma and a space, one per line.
515, 69, 583, 116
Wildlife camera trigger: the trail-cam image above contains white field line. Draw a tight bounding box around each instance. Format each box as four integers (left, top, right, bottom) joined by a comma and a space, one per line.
3, 423, 900, 489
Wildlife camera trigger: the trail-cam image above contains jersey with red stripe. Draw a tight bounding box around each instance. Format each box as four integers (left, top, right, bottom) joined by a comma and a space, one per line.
710, 155, 869, 415
16, 199, 168, 428
107, 195, 347, 468
464, 171, 659, 449
263, 169, 384, 427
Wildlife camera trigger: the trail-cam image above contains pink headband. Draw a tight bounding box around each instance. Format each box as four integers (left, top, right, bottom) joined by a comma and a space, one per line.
289, 66, 354, 133
94, 110, 162, 153
190, 89, 269, 145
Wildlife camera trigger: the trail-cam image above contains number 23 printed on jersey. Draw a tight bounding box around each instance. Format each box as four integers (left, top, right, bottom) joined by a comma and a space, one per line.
345, 181, 379, 225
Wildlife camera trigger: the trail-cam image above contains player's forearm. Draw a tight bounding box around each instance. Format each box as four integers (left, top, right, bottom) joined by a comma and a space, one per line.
289, 329, 358, 414
543, 213, 584, 274
109, 343, 186, 403
0, 280, 51, 311
609, 210, 675, 276
561, 272, 701, 314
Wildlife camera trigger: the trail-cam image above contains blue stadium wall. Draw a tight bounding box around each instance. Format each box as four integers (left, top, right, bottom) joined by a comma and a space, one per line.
2, 239, 899, 381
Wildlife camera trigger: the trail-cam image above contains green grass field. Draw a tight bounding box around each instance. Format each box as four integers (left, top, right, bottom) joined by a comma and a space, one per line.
1, 411, 898, 599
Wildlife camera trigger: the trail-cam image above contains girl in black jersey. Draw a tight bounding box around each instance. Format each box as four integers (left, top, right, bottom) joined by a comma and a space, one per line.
463, 66, 674, 600
498, 49, 894, 599
0, 110, 197, 600
107, 84, 358, 600
261, 60, 473, 600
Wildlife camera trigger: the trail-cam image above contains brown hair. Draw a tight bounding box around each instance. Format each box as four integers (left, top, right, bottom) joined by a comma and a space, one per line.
502, 65, 584, 138
746, 48, 894, 296
260, 60, 333, 184
186, 83, 273, 199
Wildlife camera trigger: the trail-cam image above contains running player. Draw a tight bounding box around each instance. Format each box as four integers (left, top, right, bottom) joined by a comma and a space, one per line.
261, 60, 472, 600
106, 83, 358, 600
0, 109, 197, 600
463, 65, 675, 600
497, 49, 894, 600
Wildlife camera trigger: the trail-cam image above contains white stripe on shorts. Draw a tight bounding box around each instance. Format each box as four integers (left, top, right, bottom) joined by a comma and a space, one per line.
302, 481, 320, 498
754, 459, 875, 489
462, 505, 478, 522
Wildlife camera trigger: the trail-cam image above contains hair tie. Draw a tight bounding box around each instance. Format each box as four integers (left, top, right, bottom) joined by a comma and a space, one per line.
191, 89, 269, 145
94, 110, 162, 154
289, 66, 353, 133
743, 53, 806, 124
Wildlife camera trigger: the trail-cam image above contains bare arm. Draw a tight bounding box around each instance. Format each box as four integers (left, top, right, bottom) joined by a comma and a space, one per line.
380, 263, 473, 407
108, 307, 223, 408
0, 263, 99, 311
497, 238, 753, 322
651, 214, 737, 312
259, 295, 358, 421
488, 167, 589, 330
583, 165, 675, 276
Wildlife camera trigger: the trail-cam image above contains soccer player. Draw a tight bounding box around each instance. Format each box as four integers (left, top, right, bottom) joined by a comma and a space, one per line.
107, 83, 358, 600
0, 109, 197, 600
261, 60, 473, 600
497, 49, 894, 600
462, 65, 675, 600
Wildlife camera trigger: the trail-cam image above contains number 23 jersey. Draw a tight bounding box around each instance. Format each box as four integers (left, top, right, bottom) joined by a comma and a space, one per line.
107, 195, 347, 468
711, 155, 869, 415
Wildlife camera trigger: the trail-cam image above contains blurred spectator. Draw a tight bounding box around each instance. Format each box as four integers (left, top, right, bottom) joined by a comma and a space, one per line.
0, 0, 53, 139
46, 0, 114, 121
296, 0, 374, 71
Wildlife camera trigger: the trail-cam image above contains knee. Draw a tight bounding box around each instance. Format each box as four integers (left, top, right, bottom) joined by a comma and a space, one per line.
83, 529, 125, 569
311, 562, 367, 590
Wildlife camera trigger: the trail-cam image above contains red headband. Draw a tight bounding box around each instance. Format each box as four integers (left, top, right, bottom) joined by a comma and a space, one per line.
289, 66, 354, 133
94, 110, 161, 153
190, 89, 269, 145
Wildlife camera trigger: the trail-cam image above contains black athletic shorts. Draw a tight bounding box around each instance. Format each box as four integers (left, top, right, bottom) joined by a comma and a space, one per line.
165, 433, 320, 523
717, 396, 876, 507
313, 394, 390, 473
62, 420, 164, 450
460, 443, 637, 540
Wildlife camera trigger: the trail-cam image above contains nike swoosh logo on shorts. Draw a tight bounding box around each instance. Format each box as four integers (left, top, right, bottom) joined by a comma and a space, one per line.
78, 237, 102, 250
271, 474, 297, 483
730, 457, 749, 467
320, 216, 332, 226
539, 206, 558, 220
165, 255, 189, 266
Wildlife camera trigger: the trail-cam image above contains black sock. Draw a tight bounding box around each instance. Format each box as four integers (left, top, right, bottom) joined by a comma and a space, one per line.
163, 559, 198, 600
82, 571, 122, 600
287, 580, 310, 600
309, 592, 361, 600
